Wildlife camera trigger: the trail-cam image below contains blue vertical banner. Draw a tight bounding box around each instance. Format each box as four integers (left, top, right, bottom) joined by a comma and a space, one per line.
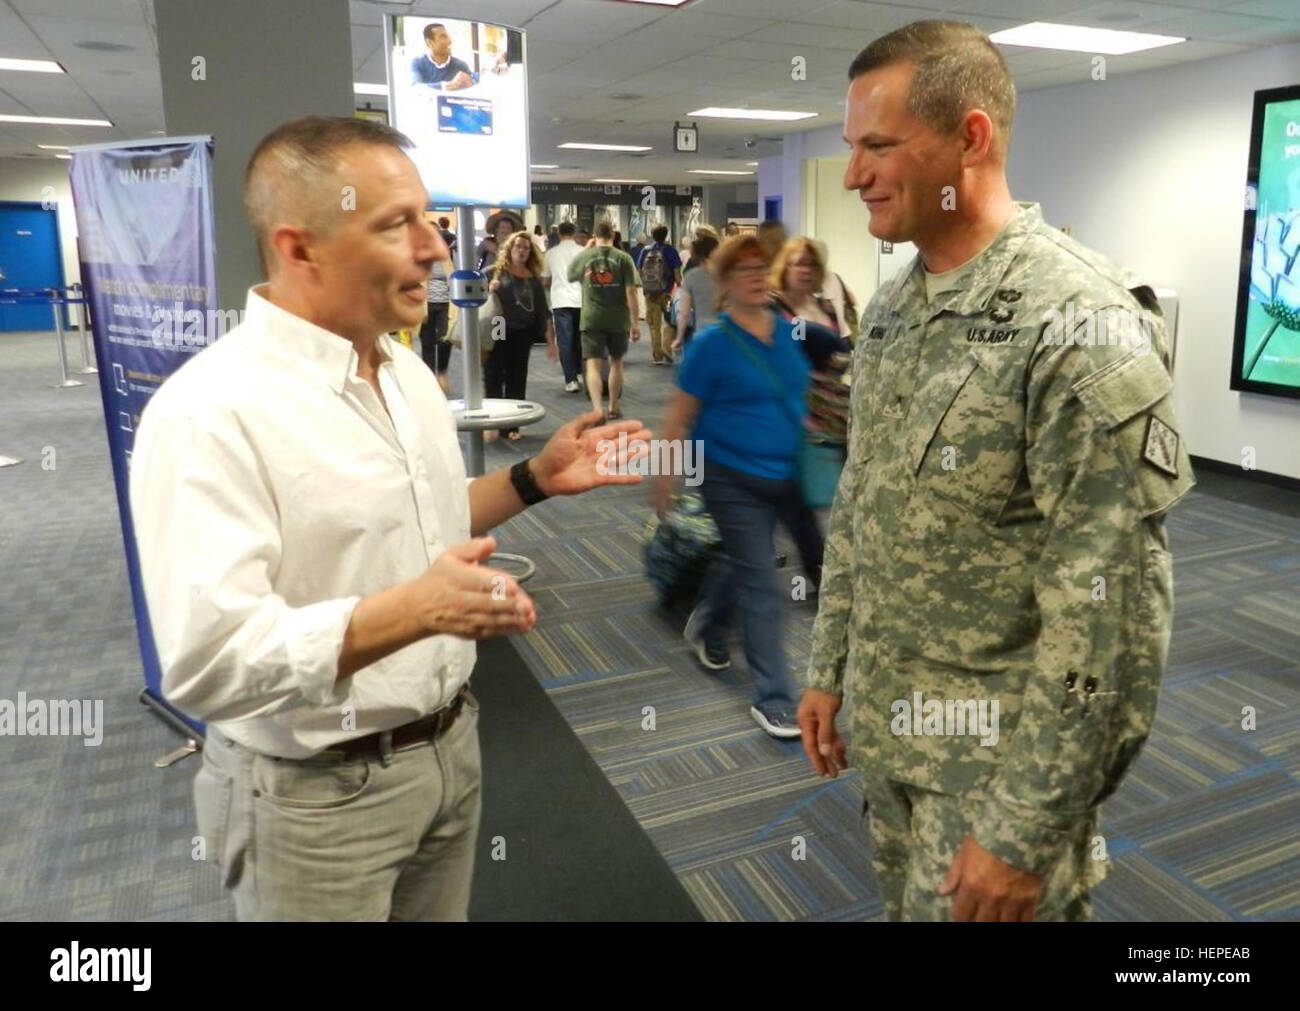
69, 137, 218, 736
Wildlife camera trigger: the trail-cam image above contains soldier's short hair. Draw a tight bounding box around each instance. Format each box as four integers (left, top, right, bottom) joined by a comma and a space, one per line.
594, 221, 614, 240
243, 115, 413, 273
848, 20, 1016, 158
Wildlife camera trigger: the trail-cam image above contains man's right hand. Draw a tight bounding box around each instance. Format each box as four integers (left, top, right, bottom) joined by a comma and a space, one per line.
798, 689, 847, 777
410, 537, 535, 639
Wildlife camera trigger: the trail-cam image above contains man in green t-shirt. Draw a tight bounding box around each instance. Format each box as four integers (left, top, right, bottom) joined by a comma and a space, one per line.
567, 220, 640, 418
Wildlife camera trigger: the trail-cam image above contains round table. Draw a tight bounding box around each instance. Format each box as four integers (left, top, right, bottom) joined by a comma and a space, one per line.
449, 398, 547, 583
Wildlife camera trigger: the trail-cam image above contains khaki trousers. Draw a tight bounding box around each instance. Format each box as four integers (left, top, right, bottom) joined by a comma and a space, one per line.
194, 693, 482, 921
644, 292, 670, 361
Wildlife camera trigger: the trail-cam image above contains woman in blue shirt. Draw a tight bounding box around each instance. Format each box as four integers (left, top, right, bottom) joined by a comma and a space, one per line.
652, 234, 817, 739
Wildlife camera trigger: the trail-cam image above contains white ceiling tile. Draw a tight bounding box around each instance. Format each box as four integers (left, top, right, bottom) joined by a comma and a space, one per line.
938, 12, 1031, 36
947, 0, 1098, 21
1227, 0, 1300, 16
527, 41, 592, 76
743, 21, 875, 49
1137, 0, 1257, 7
654, 10, 779, 39
0, 6, 50, 57
681, 0, 839, 18
523, 0, 668, 44
1056, 2, 1200, 30
9, 0, 143, 21
1123, 9, 1289, 37
23, 14, 155, 51
1137, 38, 1253, 61
706, 37, 815, 63
797, 1, 953, 31
1216, 20, 1300, 45
349, 0, 557, 28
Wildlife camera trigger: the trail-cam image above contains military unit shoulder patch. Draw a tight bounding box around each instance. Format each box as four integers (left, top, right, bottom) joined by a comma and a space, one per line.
1142, 415, 1180, 477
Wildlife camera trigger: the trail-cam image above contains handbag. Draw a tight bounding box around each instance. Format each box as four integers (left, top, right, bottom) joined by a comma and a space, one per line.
642, 493, 722, 608
719, 316, 846, 508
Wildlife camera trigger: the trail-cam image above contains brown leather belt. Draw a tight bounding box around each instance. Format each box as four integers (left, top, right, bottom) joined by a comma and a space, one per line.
322, 687, 469, 759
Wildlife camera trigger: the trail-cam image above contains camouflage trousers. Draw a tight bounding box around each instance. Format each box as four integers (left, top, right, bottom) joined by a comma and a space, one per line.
861, 777, 1105, 922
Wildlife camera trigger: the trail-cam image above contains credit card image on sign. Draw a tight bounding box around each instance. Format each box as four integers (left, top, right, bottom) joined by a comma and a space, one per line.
439, 96, 494, 135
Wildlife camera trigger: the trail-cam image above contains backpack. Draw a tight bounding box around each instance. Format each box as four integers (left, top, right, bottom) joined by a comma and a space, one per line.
641, 244, 667, 295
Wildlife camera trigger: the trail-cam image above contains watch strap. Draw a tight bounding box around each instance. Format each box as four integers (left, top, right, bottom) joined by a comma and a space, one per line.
510, 458, 549, 506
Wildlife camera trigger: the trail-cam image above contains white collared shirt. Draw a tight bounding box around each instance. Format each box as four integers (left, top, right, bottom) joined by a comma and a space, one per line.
129, 285, 474, 758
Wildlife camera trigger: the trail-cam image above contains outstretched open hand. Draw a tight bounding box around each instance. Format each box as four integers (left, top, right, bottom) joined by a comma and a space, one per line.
532, 410, 653, 497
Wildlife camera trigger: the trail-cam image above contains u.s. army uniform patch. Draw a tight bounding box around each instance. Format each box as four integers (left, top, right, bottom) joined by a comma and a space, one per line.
1142, 415, 1180, 477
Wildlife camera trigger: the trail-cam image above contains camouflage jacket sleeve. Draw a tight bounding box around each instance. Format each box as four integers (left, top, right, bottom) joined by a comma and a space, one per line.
804, 343, 866, 695
970, 307, 1193, 874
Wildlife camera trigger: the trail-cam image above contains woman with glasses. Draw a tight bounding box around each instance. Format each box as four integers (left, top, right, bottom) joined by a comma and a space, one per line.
651, 235, 811, 741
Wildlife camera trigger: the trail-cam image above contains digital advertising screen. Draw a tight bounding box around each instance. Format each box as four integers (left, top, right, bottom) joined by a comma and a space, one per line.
1231, 84, 1300, 400
385, 14, 529, 207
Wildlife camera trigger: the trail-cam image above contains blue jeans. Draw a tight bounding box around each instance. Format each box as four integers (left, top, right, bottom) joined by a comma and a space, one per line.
553, 307, 582, 383
695, 460, 815, 710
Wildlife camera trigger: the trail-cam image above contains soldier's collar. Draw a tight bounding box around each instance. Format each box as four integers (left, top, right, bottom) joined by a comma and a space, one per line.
946, 202, 1041, 316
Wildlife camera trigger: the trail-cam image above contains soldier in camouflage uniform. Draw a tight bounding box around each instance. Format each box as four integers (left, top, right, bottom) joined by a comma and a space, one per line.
798, 21, 1194, 921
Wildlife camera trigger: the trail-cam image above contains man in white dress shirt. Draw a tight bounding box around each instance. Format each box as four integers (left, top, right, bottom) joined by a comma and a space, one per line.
129, 116, 651, 921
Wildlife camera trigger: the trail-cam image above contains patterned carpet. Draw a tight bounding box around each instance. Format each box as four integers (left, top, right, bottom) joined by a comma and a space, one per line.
1, 324, 1297, 921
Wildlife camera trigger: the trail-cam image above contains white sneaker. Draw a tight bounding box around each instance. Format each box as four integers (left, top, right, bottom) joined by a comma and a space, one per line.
750, 704, 801, 740
564, 380, 580, 393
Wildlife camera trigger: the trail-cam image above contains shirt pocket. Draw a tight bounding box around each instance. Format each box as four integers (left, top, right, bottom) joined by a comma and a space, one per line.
910, 353, 1025, 524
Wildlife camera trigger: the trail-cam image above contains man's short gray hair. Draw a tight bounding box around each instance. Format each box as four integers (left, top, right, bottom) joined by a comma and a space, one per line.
242, 115, 413, 271
848, 20, 1016, 158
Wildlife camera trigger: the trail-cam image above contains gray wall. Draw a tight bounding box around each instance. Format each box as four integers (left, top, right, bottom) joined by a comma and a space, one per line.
155, 0, 354, 311
701, 183, 759, 229
1008, 43, 1300, 479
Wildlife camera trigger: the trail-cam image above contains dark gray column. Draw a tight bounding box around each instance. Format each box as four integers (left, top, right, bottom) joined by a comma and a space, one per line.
155, 0, 353, 310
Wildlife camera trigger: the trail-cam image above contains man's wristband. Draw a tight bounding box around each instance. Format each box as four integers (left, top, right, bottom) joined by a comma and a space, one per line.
510, 458, 549, 506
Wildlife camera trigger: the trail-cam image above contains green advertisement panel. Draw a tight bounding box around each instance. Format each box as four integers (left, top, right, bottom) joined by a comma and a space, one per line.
1232, 85, 1300, 399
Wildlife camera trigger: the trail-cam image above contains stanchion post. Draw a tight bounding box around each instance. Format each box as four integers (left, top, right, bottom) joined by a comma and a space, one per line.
73, 283, 97, 374
50, 288, 83, 389
456, 205, 485, 478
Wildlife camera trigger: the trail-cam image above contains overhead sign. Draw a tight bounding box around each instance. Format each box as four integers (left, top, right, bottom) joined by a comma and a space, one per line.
387, 14, 529, 207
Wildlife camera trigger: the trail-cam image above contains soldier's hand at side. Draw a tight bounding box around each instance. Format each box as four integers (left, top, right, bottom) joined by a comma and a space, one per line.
797, 689, 846, 777
939, 836, 1042, 922
410, 537, 536, 639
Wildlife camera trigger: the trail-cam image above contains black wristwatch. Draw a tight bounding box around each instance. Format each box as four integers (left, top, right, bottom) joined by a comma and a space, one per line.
510, 458, 549, 506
